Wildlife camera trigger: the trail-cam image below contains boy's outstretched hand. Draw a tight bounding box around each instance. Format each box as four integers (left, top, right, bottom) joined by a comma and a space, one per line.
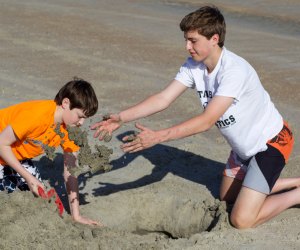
121, 123, 160, 153
90, 114, 122, 141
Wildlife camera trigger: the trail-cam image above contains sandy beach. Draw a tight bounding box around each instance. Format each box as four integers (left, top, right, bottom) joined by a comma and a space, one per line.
0, 0, 299, 249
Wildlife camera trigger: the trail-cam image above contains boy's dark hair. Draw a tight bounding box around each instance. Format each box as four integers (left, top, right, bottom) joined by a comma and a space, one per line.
180, 5, 226, 47
54, 77, 98, 117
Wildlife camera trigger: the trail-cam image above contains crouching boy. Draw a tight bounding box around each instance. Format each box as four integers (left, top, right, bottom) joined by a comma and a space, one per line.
0, 78, 100, 226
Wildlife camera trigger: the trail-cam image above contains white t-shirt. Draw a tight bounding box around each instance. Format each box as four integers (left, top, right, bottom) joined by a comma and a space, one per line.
175, 47, 283, 160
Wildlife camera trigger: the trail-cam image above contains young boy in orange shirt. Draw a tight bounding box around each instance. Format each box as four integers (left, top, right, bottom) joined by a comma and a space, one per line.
0, 78, 100, 226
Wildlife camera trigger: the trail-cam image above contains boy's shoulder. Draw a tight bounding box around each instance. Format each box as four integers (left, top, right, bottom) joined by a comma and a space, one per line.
14, 100, 55, 111
219, 48, 253, 76
221, 48, 249, 68
1, 100, 56, 120
0, 100, 57, 141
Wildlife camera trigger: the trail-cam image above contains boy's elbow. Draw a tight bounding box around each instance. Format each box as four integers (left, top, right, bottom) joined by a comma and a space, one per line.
199, 112, 217, 132
202, 119, 215, 132
156, 97, 172, 110
159, 102, 171, 111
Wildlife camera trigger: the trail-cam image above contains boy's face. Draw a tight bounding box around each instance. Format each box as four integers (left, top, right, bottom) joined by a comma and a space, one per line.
184, 30, 218, 62
62, 98, 86, 127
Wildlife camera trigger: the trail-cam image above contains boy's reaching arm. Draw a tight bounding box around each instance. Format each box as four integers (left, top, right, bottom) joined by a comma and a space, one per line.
63, 152, 101, 226
118, 80, 188, 123
0, 125, 44, 195
91, 80, 188, 140
121, 95, 234, 153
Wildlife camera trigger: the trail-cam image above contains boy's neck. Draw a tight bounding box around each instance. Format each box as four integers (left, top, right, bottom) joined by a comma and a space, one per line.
54, 105, 63, 124
205, 46, 223, 74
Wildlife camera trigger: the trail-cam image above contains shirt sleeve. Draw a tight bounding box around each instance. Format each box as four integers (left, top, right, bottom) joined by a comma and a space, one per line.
174, 59, 196, 88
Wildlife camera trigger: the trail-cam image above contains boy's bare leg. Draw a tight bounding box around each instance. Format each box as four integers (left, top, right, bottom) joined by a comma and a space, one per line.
271, 177, 300, 193
220, 175, 300, 228
220, 175, 300, 200
230, 186, 300, 229
219, 176, 242, 204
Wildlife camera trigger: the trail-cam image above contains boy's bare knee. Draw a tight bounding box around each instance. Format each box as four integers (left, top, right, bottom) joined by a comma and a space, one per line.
230, 212, 255, 229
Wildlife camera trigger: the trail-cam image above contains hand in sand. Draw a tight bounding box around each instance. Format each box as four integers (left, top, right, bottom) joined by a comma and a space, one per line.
91, 114, 122, 141
121, 123, 160, 153
73, 215, 103, 226
25, 175, 45, 197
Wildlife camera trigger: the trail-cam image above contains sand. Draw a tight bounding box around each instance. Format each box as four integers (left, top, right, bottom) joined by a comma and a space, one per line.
0, 0, 299, 249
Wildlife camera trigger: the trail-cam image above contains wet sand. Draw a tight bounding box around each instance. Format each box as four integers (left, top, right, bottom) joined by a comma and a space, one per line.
0, 0, 299, 249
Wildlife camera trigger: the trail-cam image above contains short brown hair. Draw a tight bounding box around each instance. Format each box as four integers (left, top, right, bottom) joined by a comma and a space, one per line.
180, 5, 226, 47
54, 77, 98, 117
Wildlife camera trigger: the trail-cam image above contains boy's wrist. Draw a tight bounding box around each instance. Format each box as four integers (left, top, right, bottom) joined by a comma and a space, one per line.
118, 112, 125, 124
157, 129, 169, 144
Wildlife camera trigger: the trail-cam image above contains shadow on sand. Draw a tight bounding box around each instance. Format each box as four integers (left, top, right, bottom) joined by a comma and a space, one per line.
36, 131, 225, 212
92, 131, 225, 199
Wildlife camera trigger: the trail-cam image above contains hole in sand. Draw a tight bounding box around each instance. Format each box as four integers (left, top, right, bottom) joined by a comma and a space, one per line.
130, 198, 228, 238
96, 184, 230, 239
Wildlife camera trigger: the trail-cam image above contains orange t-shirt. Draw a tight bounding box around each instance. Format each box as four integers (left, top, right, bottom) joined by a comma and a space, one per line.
0, 100, 79, 165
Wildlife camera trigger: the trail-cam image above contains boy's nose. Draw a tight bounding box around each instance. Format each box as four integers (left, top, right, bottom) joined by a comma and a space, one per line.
185, 41, 192, 51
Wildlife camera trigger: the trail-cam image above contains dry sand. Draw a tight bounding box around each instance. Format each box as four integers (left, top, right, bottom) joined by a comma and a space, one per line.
0, 0, 299, 249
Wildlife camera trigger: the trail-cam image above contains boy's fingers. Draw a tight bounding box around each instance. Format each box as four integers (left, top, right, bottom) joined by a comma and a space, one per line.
37, 185, 48, 199
93, 129, 101, 138
135, 122, 149, 132
93, 127, 107, 138
90, 124, 99, 130
122, 132, 138, 142
91, 220, 103, 226
99, 130, 112, 142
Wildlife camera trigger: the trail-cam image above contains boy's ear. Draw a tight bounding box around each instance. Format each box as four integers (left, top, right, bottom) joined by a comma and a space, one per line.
62, 98, 70, 109
211, 34, 220, 45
